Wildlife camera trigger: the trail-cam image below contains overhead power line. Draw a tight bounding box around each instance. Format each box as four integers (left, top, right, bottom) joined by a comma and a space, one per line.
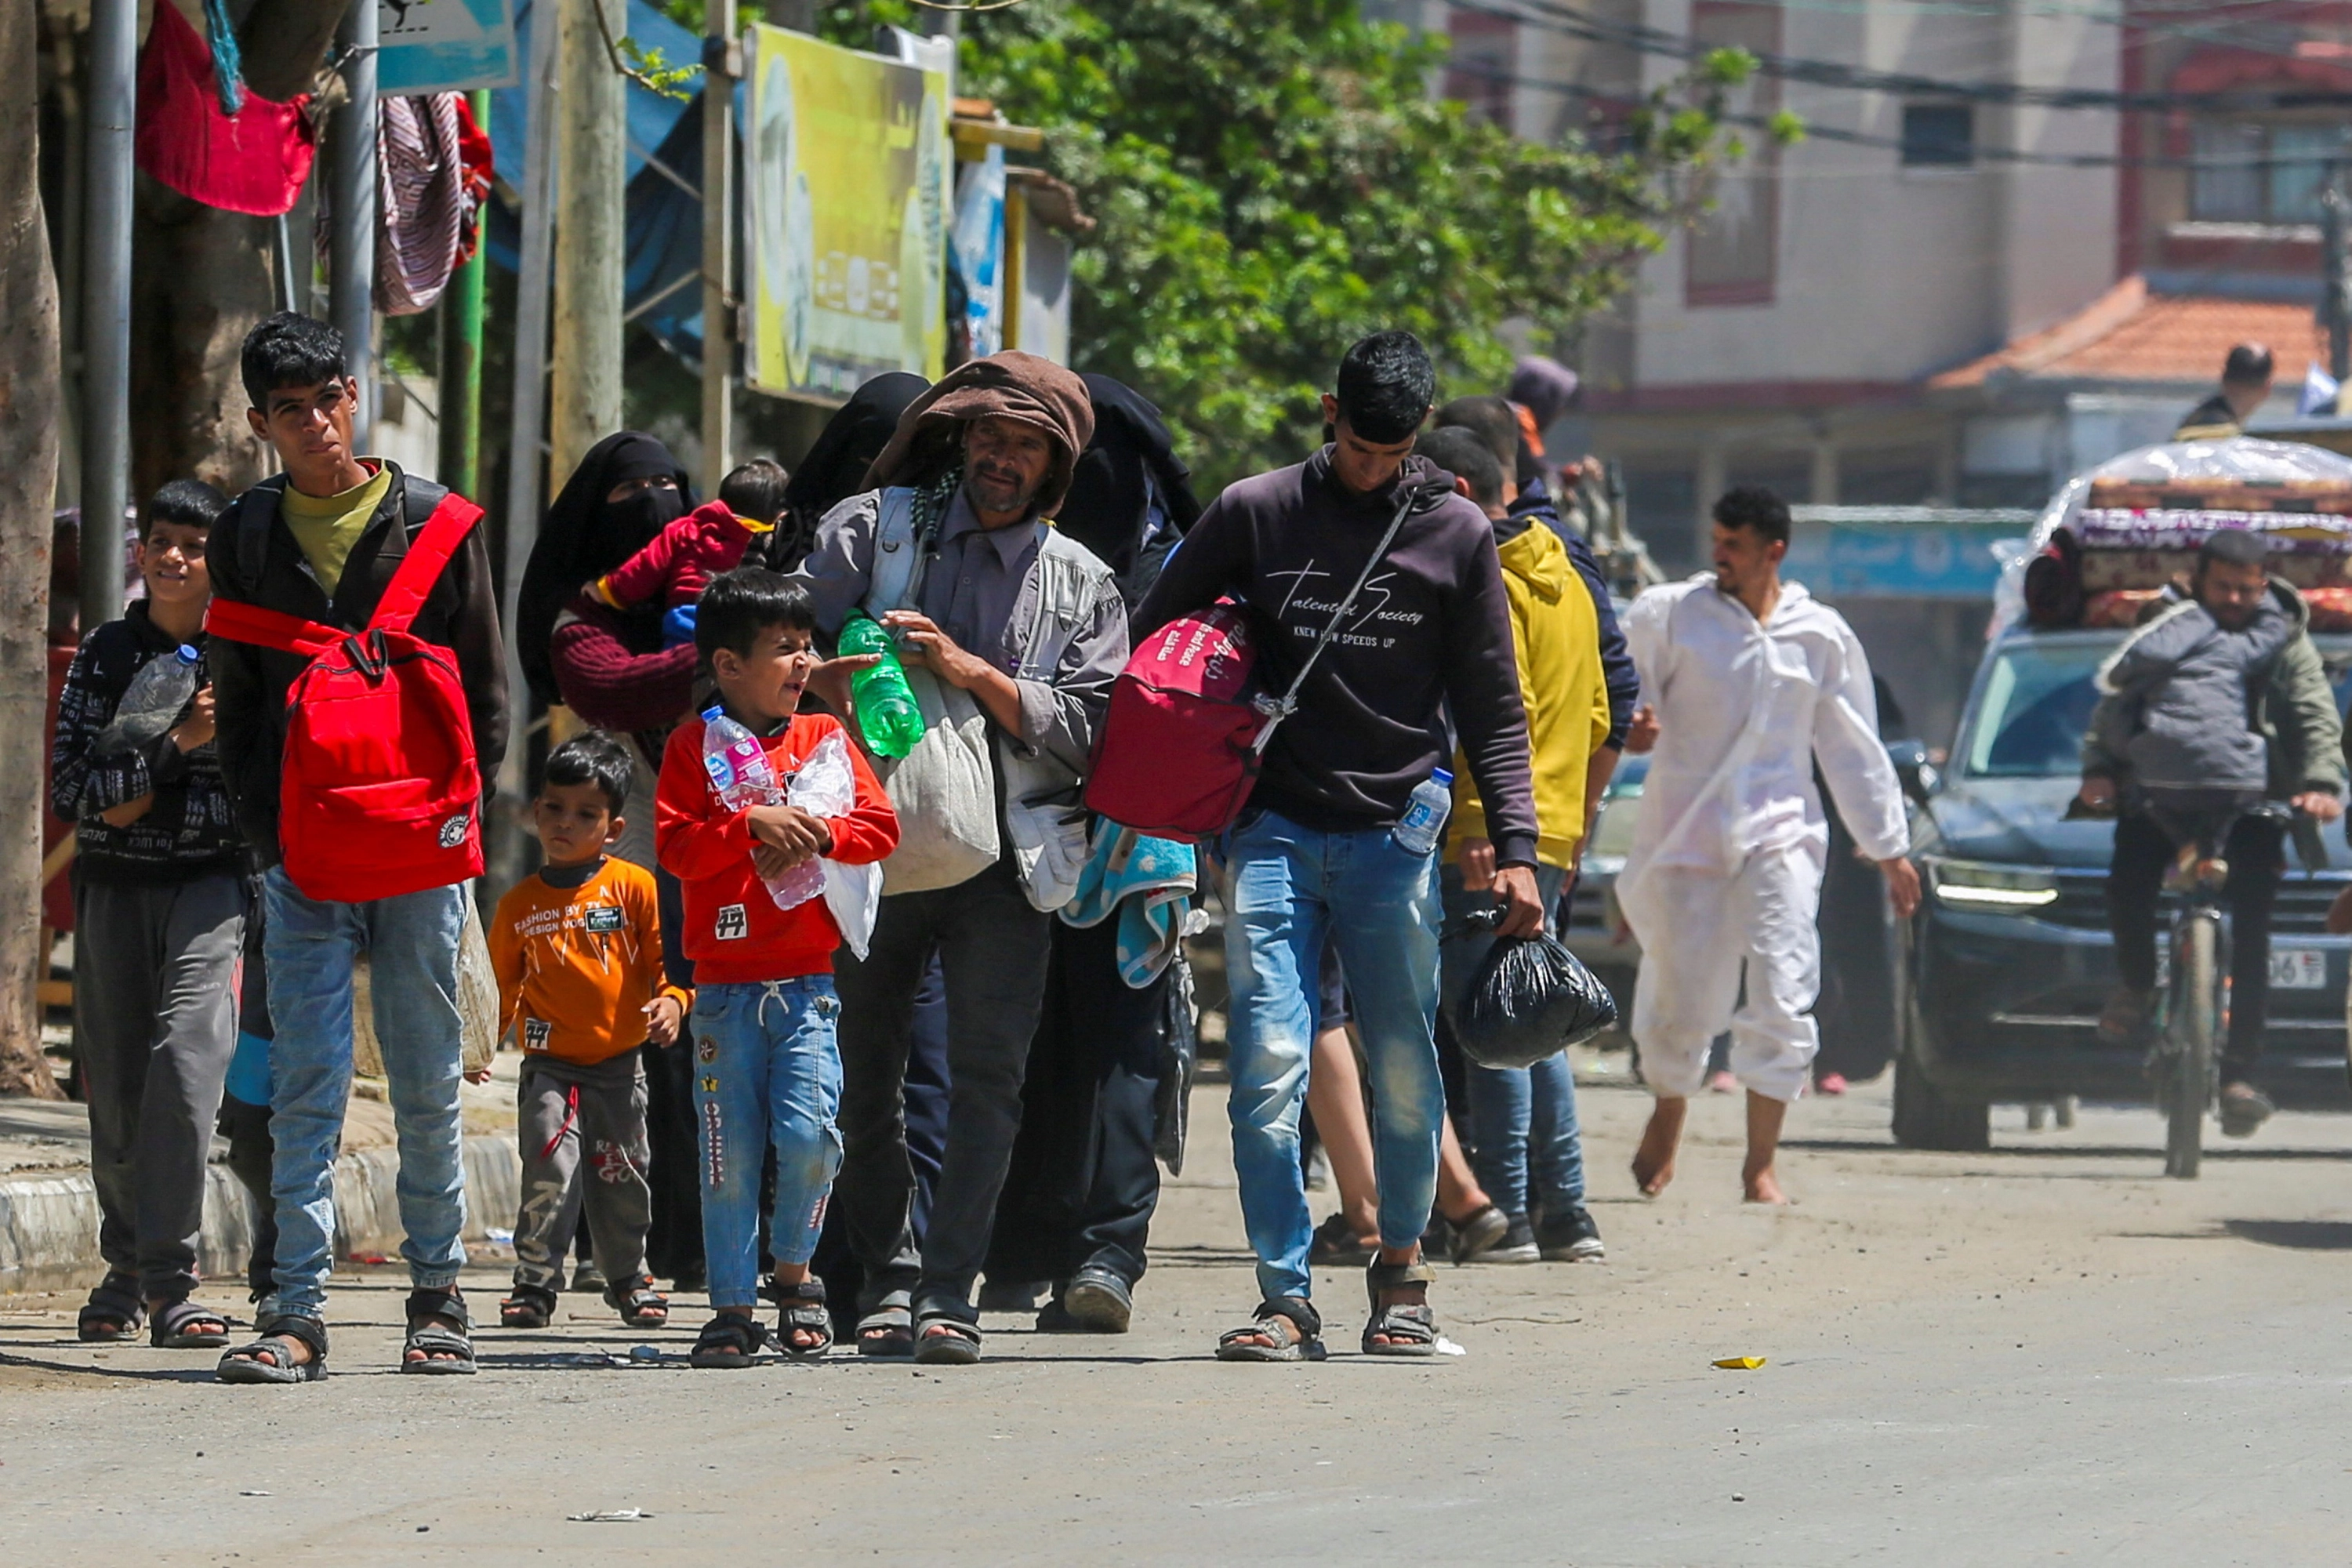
1452, 0, 2352, 113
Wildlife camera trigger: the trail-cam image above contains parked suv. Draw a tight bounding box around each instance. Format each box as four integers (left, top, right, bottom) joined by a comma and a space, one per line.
1893, 626, 2352, 1149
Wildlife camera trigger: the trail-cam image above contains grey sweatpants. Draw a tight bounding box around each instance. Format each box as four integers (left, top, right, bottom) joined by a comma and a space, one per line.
72, 871, 247, 1301
511, 1053, 653, 1294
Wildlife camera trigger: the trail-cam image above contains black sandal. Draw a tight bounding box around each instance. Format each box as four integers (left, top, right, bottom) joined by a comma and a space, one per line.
1215, 1296, 1327, 1363
912, 1308, 982, 1366
1308, 1213, 1374, 1268
690, 1311, 768, 1369
773, 1277, 833, 1359
150, 1297, 232, 1349
604, 1273, 670, 1330
499, 1283, 557, 1329
217, 1313, 328, 1385
77, 1272, 145, 1343
1362, 1259, 1441, 1357
400, 1287, 477, 1375
855, 1290, 914, 1358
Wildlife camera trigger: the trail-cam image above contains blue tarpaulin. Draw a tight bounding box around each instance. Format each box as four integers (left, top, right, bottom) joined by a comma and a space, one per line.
487, 0, 731, 365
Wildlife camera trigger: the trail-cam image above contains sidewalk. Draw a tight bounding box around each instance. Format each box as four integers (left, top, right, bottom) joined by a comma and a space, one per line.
0, 1062, 524, 1293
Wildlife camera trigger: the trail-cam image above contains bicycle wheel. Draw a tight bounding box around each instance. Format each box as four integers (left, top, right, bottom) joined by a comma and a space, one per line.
2164, 914, 2215, 1179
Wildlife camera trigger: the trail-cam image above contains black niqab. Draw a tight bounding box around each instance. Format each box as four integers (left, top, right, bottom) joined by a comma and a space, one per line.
762, 372, 930, 572
1057, 373, 1202, 609
518, 430, 694, 706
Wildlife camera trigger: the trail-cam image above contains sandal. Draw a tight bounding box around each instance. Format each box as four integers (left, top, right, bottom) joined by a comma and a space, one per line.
400, 1287, 477, 1376
604, 1273, 670, 1330
1362, 1258, 1441, 1357
1308, 1213, 1374, 1268
690, 1311, 768, 1369
855, 1290, 914, 1359
1446, 1203, 1510, 1265
149, 1297, 231, 1349
78, 1272, 146, 1343
217, 1313, 328, 1385
912, 1308, 982, 1366
1215, 1296, 1326, 1363
773, 1277, 833, 1360
499, 1283, 557, 1329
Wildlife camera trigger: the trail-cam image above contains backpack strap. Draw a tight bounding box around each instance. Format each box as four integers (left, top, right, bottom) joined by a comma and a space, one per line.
204, 598, 343, 658
368, 488, 485, 636
860, 487, 924, 619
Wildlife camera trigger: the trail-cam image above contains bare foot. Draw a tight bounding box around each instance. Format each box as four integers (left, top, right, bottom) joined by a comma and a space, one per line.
1743, 1163, 1788, 1205
1633, 1098, 1687, 1196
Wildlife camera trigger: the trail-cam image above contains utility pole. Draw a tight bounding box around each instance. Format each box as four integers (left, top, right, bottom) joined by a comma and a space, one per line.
2325, 169, 2351, 394
699, 1, 738, 495
78, 0, 136, 634
329, 0, 378, 452
438, 89, 492, 500
495, 2, 564, 889
550, 0, 625, 488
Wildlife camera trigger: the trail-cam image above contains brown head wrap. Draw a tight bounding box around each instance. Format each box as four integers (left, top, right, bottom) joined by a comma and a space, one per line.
864, 351, 1097, 517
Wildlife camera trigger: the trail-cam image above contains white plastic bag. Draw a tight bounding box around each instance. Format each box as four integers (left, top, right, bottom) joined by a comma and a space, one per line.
788, 728, 882, 959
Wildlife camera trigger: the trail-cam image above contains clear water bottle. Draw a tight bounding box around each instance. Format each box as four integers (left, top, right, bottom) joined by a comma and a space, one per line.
700, 706, 822, 909
1392, 767, 1454, 858
836, 614, 928, 759
96, 644, 201, 756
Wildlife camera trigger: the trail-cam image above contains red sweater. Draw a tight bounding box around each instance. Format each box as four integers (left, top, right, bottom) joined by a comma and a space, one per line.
655, 710, 899, 985
593, 499, 763, 613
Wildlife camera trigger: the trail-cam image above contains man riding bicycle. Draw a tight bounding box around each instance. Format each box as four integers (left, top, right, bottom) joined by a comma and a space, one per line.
2077, 529, 2346, 1137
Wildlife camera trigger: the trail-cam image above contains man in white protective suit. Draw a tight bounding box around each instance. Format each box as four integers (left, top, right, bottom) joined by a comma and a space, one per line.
1617, 487, 1920, 1203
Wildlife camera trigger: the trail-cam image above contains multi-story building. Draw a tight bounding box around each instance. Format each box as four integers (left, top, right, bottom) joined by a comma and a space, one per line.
1374, 1, 2343, 573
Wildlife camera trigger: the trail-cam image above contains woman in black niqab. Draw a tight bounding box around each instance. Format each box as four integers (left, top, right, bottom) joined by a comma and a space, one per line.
517, 430, 695, 706
757, 372, 929, 572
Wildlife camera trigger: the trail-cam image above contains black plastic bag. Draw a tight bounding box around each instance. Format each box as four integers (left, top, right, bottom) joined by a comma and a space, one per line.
1154, 952, 1198, 1175
1446, 906, 1620, 1071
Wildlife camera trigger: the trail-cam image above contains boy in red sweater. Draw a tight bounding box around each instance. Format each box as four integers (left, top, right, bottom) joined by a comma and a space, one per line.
655, 568, 898, 1366
590, 459, 787, 647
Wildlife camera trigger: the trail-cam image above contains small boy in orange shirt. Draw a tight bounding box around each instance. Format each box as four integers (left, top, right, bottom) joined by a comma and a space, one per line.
489, 731, 691, 1333
657, 568, 898, 1367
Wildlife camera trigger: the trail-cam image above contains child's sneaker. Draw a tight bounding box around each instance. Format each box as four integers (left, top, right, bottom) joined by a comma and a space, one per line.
1537, 1204, 1606, 1262
1465, 1214, 1540, 1264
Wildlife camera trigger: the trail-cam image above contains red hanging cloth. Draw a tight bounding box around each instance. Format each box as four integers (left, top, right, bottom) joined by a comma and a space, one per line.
134, 2, 315, 217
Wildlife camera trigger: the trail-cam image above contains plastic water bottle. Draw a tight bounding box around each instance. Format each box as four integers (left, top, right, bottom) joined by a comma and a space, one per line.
700, 706, 822, 909
837, 614, 928, 759
1392, 768, 1454, 858
96, 644, 201, 755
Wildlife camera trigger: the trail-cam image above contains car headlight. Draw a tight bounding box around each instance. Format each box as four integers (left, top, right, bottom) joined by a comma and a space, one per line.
1926, 858, 2059, 909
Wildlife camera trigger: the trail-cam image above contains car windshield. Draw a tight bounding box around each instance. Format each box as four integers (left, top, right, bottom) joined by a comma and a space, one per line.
1958, 633, 2352, 779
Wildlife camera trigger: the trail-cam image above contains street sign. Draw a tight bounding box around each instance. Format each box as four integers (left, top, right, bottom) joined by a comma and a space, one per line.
378, 0, 518, 95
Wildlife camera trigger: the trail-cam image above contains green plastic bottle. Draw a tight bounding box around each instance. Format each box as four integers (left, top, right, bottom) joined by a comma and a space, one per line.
837, 613, 928, 759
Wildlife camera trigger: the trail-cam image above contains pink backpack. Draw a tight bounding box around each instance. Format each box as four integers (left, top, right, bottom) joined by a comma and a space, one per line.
1083, 602, 1262, 843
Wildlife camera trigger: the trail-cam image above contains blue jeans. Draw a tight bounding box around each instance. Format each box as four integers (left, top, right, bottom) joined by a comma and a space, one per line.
691, 978, 844, 1310
1442, 865, 1584, 1218
1223, 808, 1445, 1304
260, 869, 469, 1319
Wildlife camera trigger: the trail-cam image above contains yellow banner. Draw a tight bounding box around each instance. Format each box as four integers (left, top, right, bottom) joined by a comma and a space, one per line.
744, 26, 950, 399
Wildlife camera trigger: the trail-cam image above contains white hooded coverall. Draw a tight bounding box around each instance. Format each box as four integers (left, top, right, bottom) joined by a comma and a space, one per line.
1617, 575, 1910, 1102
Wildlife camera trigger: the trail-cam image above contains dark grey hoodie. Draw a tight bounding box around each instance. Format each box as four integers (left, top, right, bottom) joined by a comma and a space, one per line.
2096, 593, 2295, 792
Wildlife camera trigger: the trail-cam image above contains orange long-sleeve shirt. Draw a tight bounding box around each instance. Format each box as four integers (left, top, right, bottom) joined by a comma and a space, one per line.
655, 710, 900, 985
488, 856, 689, 1066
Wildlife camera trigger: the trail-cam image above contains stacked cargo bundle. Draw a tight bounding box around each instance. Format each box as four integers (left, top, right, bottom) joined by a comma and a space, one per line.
2016, 440, 2352, 632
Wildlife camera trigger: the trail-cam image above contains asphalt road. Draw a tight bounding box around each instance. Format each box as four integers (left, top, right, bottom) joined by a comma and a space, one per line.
5, 1070, 2351, 1566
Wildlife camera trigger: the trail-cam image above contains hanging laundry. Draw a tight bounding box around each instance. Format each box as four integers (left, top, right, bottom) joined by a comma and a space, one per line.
452, 95, 495, 267
376, 94, 470, 317
133, 1, 314, 218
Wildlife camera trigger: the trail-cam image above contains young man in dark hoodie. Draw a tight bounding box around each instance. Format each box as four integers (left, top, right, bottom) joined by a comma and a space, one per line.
1136, 332, 1544, 1360
207, 313, 509, 1382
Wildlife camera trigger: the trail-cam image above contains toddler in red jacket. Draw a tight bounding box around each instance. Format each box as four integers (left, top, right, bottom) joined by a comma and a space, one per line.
591, 459, 787, 647
655, 566, 898, 1366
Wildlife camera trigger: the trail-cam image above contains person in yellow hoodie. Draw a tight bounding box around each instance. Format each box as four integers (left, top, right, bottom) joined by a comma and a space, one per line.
1418, 428, 1614, 1265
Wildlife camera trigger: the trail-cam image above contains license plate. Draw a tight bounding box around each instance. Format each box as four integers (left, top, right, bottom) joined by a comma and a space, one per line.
2270, 949, 2329, 990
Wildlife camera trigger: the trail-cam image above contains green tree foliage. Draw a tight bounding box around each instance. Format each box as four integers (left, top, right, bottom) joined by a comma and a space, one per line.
676, 0, 1747, 489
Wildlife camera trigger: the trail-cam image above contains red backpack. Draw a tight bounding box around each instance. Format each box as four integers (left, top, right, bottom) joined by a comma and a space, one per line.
205, 491, 486, 903
1083, 602, 1263, 842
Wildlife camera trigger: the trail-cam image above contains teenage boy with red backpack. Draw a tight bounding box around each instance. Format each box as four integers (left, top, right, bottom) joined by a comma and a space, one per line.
1131, 332, 1544, 1361
206, 314, 509, 1383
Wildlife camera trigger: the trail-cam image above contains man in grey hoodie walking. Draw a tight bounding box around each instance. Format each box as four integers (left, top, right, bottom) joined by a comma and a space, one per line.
2078, 529, 2345, 1135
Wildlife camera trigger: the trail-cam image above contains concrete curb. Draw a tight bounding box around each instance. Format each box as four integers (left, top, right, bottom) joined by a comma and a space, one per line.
0, 1135, 522, 1294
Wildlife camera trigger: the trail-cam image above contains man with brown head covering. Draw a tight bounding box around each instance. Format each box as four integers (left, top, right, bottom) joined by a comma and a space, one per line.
789, 351, 1130, 1366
